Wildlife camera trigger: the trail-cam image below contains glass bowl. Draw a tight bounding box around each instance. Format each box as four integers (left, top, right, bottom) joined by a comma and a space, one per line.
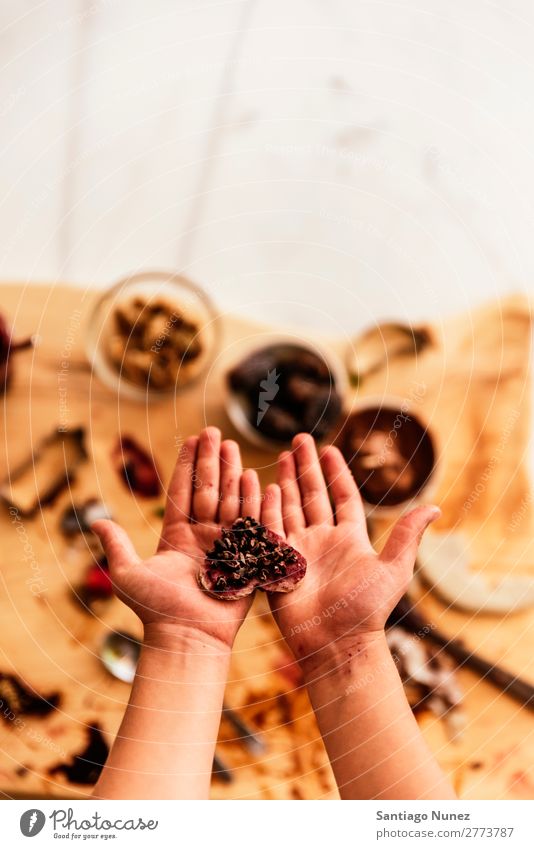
86, 270, 221, 401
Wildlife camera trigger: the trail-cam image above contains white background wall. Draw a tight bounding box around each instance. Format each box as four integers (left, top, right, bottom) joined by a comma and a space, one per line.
1, 0, 534, 335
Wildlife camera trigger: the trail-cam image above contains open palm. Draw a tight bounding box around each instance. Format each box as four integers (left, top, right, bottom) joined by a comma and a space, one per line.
261, 434, 439, 672
93, 427, 263, 650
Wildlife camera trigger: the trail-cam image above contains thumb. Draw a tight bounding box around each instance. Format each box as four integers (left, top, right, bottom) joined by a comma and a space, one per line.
91, 519, 140, 572
381, 505, 441, 569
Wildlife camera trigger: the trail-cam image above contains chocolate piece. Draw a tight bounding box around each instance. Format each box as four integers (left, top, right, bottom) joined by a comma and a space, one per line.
301, 387, 342, 436
199, 517, 307, 601
288, 350, 331, 383
112, 435, 161, 497
0, 673, 59, 720
228, 351, 275, 395
49, 724, 109, 785
0, 428, 87, 517
253, 405, 300, 441
286, 374, 318, 404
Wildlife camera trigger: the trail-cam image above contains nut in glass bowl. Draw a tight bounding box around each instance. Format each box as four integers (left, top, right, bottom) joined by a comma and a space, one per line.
86, 271, 220, 400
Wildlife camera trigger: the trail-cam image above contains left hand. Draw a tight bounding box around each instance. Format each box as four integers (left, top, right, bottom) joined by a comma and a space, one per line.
261, 433, 440, 675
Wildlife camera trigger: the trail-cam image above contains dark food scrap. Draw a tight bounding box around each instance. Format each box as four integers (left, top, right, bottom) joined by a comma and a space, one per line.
389, 594, 534, 710
49, 724, 109, 785
112, 435, 161, 497
199, 517, 306, 601
340, 407, 435, 507
228, 344, 342, 443
222, 705, 265, 755
386, 627, 464, 737
212, 753, 233, 784
0, 427, 87, 517
105, 296, 204, 390
0, 312, 34, 393
60, 499, 111, 537
0, 673, 59, 721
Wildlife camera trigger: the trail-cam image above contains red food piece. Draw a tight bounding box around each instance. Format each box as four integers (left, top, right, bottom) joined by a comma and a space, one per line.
112, 435, 161, 497
199, 517, 307, 601
85, 565, 112, 597
81, 559, 113, 601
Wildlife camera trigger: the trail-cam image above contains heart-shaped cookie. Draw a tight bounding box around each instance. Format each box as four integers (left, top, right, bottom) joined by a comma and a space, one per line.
198, 516, 307, 601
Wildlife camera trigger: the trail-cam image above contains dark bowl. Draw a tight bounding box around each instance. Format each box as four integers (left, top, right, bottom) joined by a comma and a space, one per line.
340, 400, 438, 513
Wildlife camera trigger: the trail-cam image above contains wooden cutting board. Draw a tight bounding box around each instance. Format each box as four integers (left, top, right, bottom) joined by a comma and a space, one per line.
0, 283, 532, 800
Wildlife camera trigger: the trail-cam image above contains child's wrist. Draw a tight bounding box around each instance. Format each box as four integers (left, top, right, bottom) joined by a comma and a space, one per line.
298, 630, 390, 685
142, 622, 233, 659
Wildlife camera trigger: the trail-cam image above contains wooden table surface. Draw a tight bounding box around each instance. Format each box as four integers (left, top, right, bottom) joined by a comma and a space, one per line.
0, 283, 533, 800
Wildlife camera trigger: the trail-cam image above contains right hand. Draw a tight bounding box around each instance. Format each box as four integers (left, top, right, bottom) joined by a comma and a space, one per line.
92, 426, 262, 653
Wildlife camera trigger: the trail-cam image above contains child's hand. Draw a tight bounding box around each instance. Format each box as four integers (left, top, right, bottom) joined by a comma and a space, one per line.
92, 426, 261, 652
261, 433, 440, 676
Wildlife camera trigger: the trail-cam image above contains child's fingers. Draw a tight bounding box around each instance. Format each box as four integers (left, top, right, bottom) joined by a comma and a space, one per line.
161, 436, 198, 535
240, 469, 261, 520
381, 505, 441, 571
261, 483, 285, 536
91, 519, 139, 573
218, 440, 243, 525
192, 426, 222, 523
319, 445, 367, 528
278, 450, 305, 533
292, 433, 333, 526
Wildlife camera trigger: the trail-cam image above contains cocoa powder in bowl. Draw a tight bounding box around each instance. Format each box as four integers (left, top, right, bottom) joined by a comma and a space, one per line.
340, 405, 436, 508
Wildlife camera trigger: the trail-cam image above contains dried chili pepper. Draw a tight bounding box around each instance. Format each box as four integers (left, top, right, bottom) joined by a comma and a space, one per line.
76, 557, 113, 608
112, 436, 161, 497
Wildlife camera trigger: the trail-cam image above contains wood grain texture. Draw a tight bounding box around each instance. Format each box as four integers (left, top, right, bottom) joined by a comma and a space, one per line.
0, 283, 533, 800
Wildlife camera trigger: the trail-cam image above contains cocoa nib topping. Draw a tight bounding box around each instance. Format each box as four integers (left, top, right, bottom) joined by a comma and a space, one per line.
199, 517, 306, 601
